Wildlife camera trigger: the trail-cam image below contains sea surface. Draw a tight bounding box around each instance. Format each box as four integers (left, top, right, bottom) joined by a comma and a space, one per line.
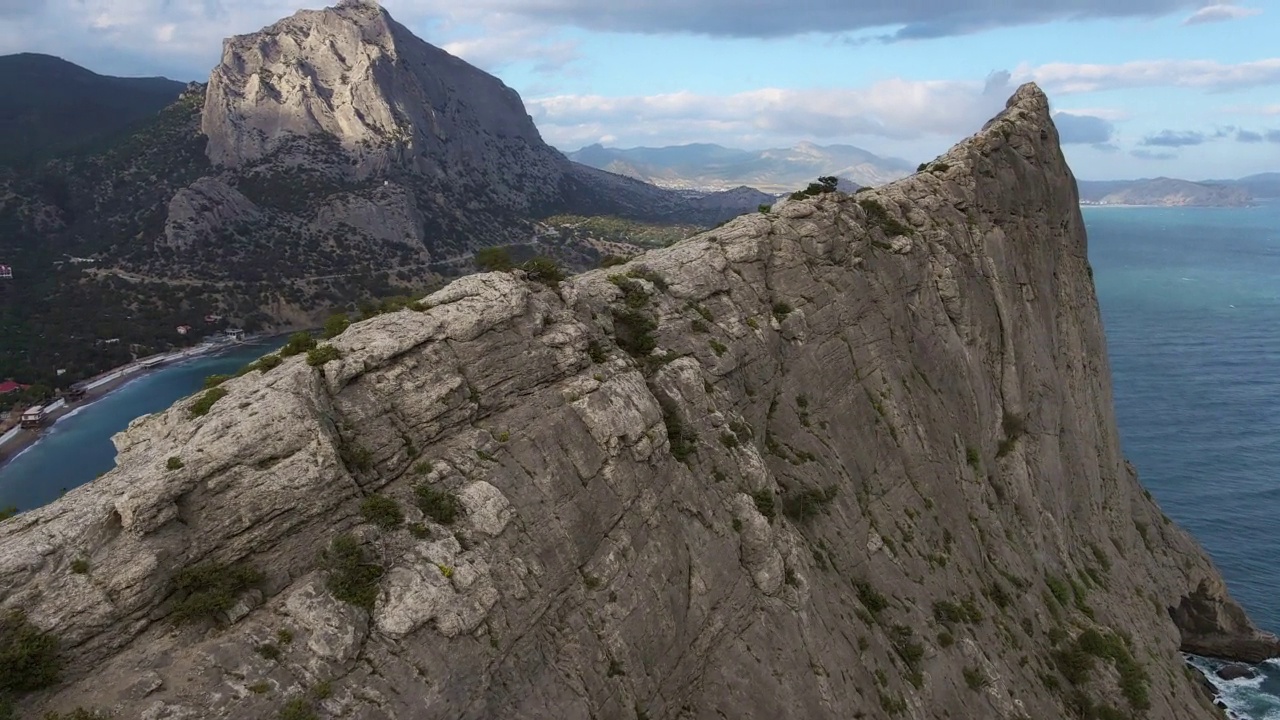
0, 338, 283, 511
1087, 201, 1280, 719
1, 206, 1280, 716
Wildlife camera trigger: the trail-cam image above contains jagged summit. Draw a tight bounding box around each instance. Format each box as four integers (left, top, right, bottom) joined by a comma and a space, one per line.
202, 1, 554, 191
1, 83, 1270, 719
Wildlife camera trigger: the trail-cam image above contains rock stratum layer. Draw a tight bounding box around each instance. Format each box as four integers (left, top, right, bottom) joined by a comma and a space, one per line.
2, 84, 1273, 720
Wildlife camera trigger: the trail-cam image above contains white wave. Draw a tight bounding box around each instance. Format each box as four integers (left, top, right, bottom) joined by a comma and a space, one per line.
1187, 655, 1280, 720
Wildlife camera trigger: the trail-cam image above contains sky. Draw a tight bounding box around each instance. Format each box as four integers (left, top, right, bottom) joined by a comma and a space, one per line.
1, 0, 1278, 180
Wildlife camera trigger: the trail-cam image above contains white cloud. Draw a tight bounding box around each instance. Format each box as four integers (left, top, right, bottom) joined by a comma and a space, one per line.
1183, 3, 1262, 24
1017, 58, 1280, 94
529, 73, 1016, 150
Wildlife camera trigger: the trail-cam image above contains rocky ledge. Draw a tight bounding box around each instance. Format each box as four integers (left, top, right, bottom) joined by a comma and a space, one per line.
1, 83, 1273, 720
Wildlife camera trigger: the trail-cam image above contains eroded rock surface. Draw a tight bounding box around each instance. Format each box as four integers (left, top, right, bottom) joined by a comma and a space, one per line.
1, 84, 1269, 720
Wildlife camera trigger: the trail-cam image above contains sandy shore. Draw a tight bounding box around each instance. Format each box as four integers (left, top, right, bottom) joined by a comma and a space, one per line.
0, 339, 259, 466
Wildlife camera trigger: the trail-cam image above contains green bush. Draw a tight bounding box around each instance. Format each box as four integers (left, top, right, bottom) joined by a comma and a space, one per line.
521, 257, 565, 287
0, 507, 16, 522
751, 490, 776, 520
166, 456, 184, 470
338, 439, 373, 472
611, 307, 658, 358
855, 581, 889, 615
475, 247, 513, 272
0, 611, 62, 694
415, 484, 463, 525
587, 339, 608, 364
599, 254, 628, 268
858, 198, 913, 237
758, 204, 772, 214
963, 666, 988, 690
360, 494, 404, 530
662, 407, 697, 462
322, 535, 382, 610
278, 697, 319, 720
626, 266, 668, 291
188, 387, 228, 417
322, 313, 351, 339
709, 340, 728, 356
70, 557, 89, 575
169, 561, 264, 625
771, 301, 793, 321
279, 332, 317, 358
781, 486, 838, 522
305, 345, 342, 367
203, 374, 230, 389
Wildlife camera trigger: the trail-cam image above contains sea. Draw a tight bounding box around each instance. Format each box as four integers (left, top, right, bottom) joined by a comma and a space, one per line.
0, 338, 283, 511
1, 206, 1280, 716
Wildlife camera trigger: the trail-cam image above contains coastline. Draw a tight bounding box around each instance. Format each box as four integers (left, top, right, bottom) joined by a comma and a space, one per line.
0, 336, 274, 470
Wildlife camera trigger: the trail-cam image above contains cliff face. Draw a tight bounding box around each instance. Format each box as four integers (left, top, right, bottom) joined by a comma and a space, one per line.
1, 84, 1270, 720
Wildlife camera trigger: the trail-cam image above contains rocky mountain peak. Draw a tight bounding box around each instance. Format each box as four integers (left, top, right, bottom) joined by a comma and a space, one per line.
202, 0, 553, 189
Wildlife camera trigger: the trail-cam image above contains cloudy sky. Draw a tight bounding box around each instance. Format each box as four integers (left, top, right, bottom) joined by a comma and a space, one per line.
1, 0, 1277, 180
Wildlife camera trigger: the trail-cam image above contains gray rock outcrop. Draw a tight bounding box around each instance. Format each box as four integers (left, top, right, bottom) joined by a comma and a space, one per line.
2, 84, 1271, 720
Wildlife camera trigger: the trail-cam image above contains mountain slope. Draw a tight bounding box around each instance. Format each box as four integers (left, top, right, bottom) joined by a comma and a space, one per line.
568, 141, 915, 192
0, 83, 1269, 720
0, 53, 185, 166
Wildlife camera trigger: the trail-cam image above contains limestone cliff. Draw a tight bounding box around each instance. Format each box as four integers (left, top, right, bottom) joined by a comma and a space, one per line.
1, 84, 1271, 720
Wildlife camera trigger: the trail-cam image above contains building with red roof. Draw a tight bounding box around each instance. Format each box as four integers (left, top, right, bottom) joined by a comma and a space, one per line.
0, 380, 28, 394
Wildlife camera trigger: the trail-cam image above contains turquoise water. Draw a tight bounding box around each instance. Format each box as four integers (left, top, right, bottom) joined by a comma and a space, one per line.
1, 207, 1280, 715
0, 339, 282, 511
1087, 202, 1280, 719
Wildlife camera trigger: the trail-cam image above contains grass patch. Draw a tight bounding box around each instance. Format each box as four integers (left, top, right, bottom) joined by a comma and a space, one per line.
709, 340, 728, 356
70, 557, 89, 575
855, 581, 890, 615
170, 562, 264, 625
203, 374, 230, 389
278, 697, 319, 720
750, 489, 776, 520
964, 667, 989, 690
166, 456, 184, 471
611, 307, 658, 358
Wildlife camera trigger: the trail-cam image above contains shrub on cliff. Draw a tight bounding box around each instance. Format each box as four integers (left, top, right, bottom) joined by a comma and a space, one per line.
360, 494, 404, 530
188, 386, 228, 417
415, 484, 463, 525
0, 610, 62, 694
475, 247, 513, 272
169, 561, 264, 625
279, 332, 317, 358
322, 313, 351, 339
305, 345, 341, 367
322, 535, 383, 610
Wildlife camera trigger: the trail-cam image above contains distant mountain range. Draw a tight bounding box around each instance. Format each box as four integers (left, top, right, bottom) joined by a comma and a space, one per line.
1076, 177, 1255, 207
566, 141, 915, 193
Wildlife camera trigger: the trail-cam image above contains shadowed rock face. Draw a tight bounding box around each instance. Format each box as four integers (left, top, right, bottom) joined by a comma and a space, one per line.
1, 83, 1271, 719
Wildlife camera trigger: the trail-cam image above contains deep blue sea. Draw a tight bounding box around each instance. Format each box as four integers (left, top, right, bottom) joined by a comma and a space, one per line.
1088, 202, 1280, 718
1, 207, 1279, 715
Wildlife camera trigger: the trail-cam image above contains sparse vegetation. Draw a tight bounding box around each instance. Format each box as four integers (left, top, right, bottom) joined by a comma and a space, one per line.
772, 301, 793, 321
521, 256, 565, 287
306, 345, 342, 367
611, 307, 658, 358
203, 374, 230, 389
70, 557, 89, 575
858, 197, 913, 237
758, 204, 772, 214
750, 489, 776, 520
964, 666, 989, 690
279, 332, 317, 358
996, 411, 1026, 457
169, 561, 264, 625
855, 581, 889, 615
337, 439, 373, 472
475, 247, 513, 272
322, 313, 351, 339
188, 386, 228, 417
709, 340, 728, 356
255, 643, 281, 661
166, 456, 184, 470
781, 486, 838, 522
662, 406, 698, 462
789, 175, 840, 200
414, 484, 464, 525
278, 697, 319, 720
321, 534, 383, 611
0, 610, 62, 694
359, 494, 404, 530
587, 339, 609, 363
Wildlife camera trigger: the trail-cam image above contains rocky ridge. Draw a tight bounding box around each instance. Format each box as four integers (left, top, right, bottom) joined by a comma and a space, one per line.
1, 84, 1273, 720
